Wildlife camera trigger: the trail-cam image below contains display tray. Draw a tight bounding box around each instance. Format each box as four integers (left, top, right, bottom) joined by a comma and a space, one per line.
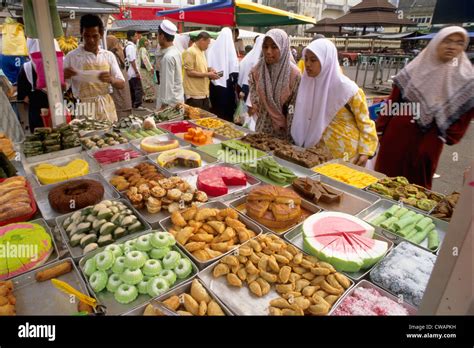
147, 148, 219, 176
329, 280, 417, 316
33, 173, 120, 223
228, 195, 321, 236
283, 225, 394, 282
56, 198, 151, 261
78, 232, 199, 316
177, 163, 261, 202
174, 130, 227, 147
0, 218, 59, 281
86, 143, 146, 170
287, 175, 380, 215
0, 177, 38, 227
198, 234, 354, 316
11, 258, 93, 315
356, 199, 447, 253
188, 120, 253, 140
130, 133, 188, 153
365, 182, 442, 215
311, 159, 387, 189
159, 201, 263, 270
157, 120, 193, 134
122, 278, 233, 316
196, 141, 267, 164
21, 145, 83, 164
100, 157, 170, 193
25, 152, 101, 187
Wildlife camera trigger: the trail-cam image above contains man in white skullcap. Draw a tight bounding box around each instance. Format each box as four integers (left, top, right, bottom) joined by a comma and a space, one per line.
155, 20, 184, 109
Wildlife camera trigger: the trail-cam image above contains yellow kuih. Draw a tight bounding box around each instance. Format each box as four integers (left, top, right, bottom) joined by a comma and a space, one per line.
157, 149, 201, 169
35, 159, 89, 185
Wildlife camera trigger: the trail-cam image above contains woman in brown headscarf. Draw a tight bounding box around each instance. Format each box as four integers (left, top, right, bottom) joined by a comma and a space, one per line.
107, 35, 132, 119
248, 29, 301, 141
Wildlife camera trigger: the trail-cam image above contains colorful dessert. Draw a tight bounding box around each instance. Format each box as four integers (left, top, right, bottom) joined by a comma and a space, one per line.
292, 177, 343, 204
313, 163, 379, 188
197, 166, 247, 197
140, 136, 180, 153
157, 149, 201, 169
92, 149, 141, 165
34, 159, 89, 185
246, 185, 302, 230
332, 286, 410, 316
241, 157, 296, 185
0, 222, 53, 280
370, 242, 436, 307
159, 121, 193, 134
303, 212, 388, 272
48, 179, 105, 214
179, 127, 214, 146
0, 176, 34, 223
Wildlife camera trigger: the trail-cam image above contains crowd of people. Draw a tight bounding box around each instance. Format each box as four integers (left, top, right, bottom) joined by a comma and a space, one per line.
12, 13, 474, 190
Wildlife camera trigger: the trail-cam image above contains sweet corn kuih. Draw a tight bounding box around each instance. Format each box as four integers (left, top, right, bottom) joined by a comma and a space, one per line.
313, 163, 378, 189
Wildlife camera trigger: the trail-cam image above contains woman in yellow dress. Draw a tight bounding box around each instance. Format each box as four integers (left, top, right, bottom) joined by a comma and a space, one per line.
291, 39, 377, 167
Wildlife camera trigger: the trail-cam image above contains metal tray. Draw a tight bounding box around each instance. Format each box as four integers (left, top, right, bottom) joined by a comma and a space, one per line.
86, 143, 146, 170
156, 120, 192, 134
11, 258, 93, 315
33, 173, 120, 223
283, 224, 394, 281
198, 234, 354, 316
99, 157, 170, 190
356, 199, 447, 253
174, 131, 228, 147
122, 278, 233, 316
189, 120, 253, 140
78, 232, 198, 316
311, 159, 387, 190
25, 152, 101, 187
56, 198, 151, 261
0, 218, 60, 281
21, 145, 83, 164
228, 195, 321, 236
147, 148, 219, 176
369, 242, 436, 308
177, 163, 261, 202
130, 132, 188, 153
196, 142, 268, 164
329, 279, 417, 316
159, 201, 263, 269
365, 184, 443, 215
287, 175, 380, 215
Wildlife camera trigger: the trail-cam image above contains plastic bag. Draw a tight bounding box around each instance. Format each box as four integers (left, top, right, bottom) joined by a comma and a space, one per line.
242, 115, 256, 132
233, 98, 247, 125
1, 20, 27, 56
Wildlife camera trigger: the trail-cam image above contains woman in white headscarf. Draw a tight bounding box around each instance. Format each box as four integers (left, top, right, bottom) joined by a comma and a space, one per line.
291, 39, 378, 166
207, 27, 239, 122
375, 26, 474, 189
248, 29, 301, 140
238, 35, 263, 101
17, 38, 61, 132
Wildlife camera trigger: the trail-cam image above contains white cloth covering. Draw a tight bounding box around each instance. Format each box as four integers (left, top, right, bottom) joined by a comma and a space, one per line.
206, 28, 239, 88
238, 35, 263, 87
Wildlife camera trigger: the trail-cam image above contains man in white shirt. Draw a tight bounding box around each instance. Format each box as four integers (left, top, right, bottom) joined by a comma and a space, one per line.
124, 30, 144, 110
155, 20, 184, 110
63, 14, 125, 122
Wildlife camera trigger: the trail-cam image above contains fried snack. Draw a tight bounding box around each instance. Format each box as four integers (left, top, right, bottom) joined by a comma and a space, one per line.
35, 261, 72, 282
207, 300, 225, 316
182, 293, 199, 316
190, 279, 211, 304
163, 295, 180, 311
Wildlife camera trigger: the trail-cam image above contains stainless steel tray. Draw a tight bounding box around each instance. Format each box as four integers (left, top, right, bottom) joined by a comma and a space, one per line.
21, 145, 83, 164
329, 279, 417, 316
369, 241, 437, 308
99, 157, 170, 191
188, 120, 253, 140
25, 152, 101, 187
287, 175, 380, 215
311, 159, 387, 189
269, 155, 318, 178
159, 201, 263, 270
156, 119, 192, 134
147, 148, 219, 176
86, 143, 147, 170
283, 224, 394, 281
0, 218, 60, 281
198, 234, 354, 316
177, 163, 261, 202
227, 195, 321, 236
356, 199, 447, 253
174, 131, 228, 147
11, 258, 93, 315
130, 132, 188, 153
56, 198, 151, 260
122, 278, 233, 316
78, 231, 198, 316
33, 173, 120, 223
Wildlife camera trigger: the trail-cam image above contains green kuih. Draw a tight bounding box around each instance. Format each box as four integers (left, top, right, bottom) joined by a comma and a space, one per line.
370, 214, 387, 226
427, 229, 440, 251
393, 207, 409, 218
414, 217, 433, 232
384, 205, 400, 217
393, 215, 417, 231
380, 217, 397, 230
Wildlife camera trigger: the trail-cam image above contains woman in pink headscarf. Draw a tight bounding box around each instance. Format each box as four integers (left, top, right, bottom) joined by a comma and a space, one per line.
248, 29, 301, 140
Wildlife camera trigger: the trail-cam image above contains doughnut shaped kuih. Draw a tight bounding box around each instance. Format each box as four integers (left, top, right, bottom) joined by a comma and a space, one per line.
48, 179, 105, 214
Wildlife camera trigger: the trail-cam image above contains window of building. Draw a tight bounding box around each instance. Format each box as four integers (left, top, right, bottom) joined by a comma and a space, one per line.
188, 0, 195, 4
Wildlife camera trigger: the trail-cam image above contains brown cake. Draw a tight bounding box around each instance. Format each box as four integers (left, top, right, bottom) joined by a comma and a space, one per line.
48, 179, 104, 214
246, 185, 302, 230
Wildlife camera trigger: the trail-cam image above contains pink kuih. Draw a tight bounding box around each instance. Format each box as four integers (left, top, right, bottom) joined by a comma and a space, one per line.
333, 286, 409, 316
